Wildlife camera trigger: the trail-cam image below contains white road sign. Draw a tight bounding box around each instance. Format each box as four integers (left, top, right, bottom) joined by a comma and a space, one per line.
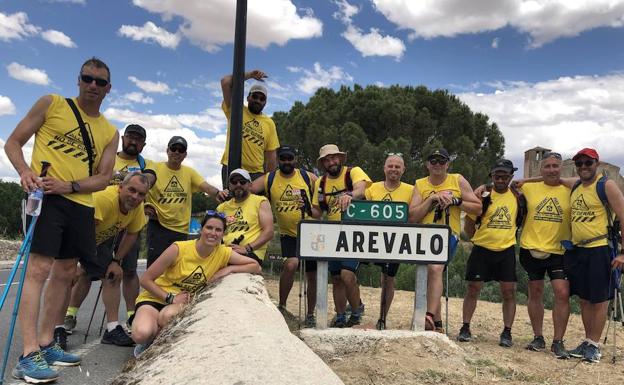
298, 220, 450, 264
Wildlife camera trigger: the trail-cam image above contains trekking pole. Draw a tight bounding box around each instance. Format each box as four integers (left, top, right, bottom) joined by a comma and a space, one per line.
0, 219, 37, 312
445, 267, 449, 336
298, 259, 304, 330
84, 284, 103, 343
613, 287, 617, 364
377, 271, 387, 330
303, 260, 308, 324
98, 307, 107, 337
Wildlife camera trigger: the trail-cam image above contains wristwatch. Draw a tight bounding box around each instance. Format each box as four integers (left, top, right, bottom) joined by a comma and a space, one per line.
70, 181, 81, 193
165, 292, 175, 304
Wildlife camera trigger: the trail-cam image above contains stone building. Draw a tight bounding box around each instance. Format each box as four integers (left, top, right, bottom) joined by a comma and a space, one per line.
523, 146, 624, 192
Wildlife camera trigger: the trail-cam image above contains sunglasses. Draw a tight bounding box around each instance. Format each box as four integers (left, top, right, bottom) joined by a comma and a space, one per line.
80, 74, 109, 87
169, 146, 186, 153
543, 151, 562, 160
229, 179, 249, 186
386, 152, 404, 158
493, 174, 512, 181
250, 93, 266, 102
428, 158, 447, 165
205, 210, 226, 219
575, 159, 596, 167
279, 154, 295, 161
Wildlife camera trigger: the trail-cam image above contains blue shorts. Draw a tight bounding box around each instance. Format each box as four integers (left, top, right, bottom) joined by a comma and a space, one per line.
329, 260, 359, 276
564, 245, 615, 304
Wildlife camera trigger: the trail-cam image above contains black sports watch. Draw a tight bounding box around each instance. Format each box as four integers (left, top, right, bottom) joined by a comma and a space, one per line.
165, 292, 175, 305
70, 181, 81, 193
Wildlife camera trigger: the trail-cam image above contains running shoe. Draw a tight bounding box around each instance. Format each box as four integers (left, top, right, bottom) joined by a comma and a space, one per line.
304, 314, 316, 328
40, 342, 81, 366
499, 329, 513, 348
101, 325, 135, 347
568, 341, 588, 358
53, 327, 68, 351
457, 324, 472, 342
346, 312, 362, 327
331, 313, 347, 328
12, 351, 58, 384
583, 344, 601, 363
526, 335, 545, 351
551, 340, 570, 359
133, 341, 152, 358
63, 315, 76, 334
376, 319, 386, 330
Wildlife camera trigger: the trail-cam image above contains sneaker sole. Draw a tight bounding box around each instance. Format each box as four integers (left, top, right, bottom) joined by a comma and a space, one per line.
526, 346, 545, 352
499, 342, 513, 348
457, 337, 471, 342
15, 374, 59, 384
568, 352, 584, 358
49, 360, 81, 367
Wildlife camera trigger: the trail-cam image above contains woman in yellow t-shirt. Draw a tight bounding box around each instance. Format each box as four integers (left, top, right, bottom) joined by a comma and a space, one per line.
131, 211, 260, 355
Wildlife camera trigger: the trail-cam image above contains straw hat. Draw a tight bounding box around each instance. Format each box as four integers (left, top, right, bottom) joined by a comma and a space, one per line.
317, 144, 346, 168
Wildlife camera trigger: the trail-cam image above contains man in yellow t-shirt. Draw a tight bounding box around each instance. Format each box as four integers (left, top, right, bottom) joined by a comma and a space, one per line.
459, 159, 519, 348
4, 57, 119, 378
311, 144, 372, 328
409, 148, 481, 333
365, 154, 414, 329
64, 173, 148, 347
516, 152, 571, 358
145, 136, 220, 267
217, 169, 274, 264
220, 69, 280, 184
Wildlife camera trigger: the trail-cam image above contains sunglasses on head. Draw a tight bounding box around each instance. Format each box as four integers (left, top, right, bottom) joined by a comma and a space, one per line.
169, 145, 186, 153
80, 74, 109, 87
229, 179, 249, 186
575, 159, 596, 167
205, 210, 226, 219
543, 151, 562, 160
428, 158, 447, 165
279, 154, 295, 161
250, 93, 266, 102
386, 152, 404, 158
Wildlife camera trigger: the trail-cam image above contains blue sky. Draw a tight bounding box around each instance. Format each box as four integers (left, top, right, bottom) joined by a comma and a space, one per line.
1, 0, 624, 188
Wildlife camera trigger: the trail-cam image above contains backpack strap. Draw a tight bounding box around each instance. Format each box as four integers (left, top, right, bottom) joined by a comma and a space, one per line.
266, 171, 277, 202
65, 98, 94, 176
510, 184, 527, 228
475, 185, 492, 227
137, 154, 146, 171
299, 168, 313, 199
318, 174, 329, 211
345, 167, 353, 192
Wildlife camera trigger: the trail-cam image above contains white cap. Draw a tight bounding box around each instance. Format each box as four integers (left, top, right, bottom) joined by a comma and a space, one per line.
229, 168, 251, 182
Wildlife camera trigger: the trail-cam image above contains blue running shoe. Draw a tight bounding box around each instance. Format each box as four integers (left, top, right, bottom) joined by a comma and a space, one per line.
133, 341, 152, 358
331, 313, 347, 328
583, 344, 601, 363
568, 341, 588, 358
12, 351, 58, 384
41, 342, 81, 366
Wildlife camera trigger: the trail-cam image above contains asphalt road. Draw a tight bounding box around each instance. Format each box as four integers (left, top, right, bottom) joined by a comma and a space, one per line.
0, 263, 143, 385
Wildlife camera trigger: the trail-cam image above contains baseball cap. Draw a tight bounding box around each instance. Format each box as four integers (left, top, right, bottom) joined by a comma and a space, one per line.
229, 168, 251, 182
168, 136, 187, 150
490, 159, 517, 174
277, 145, 297, 157
572, 148, 599, 161
124, 124, 146, 139
427, 148, 450, 161
249, 83, 267, 97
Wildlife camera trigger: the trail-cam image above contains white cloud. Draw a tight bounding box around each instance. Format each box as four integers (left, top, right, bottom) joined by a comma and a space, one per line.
104, 106, 225, 134
131, 0, 322, 52
0, 95, 16, 116
128, 76, 173, 94
458, 73, 624, 170
109, 92, 155, 106
118, 21, 181, 49
0, 137, 34, 182
290, 62, 353, 94
372, 0, 624, 47
342, 25, 405, 60
41, 29, 77, 47
333, 0, 359, 24
6, 62, 51, 86
491, 37, 500, 49
0, 11, 40, 42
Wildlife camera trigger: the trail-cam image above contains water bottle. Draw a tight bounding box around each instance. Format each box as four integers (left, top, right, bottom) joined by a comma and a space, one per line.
25, 188, 43, 216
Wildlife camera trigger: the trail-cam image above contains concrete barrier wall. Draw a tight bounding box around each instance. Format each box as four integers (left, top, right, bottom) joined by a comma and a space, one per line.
112, 274, 344, 385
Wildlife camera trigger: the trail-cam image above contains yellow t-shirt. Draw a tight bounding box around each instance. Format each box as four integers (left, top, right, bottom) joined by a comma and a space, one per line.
217, 194, 269, 260
312, 166, 372, 221
136, 241, 231, 305
519, 183, 571, 254
30, 94, 117, 207
415, 174, 462, 235
265, 169, 313, 237
365, 181, 414, 204
109, 155, 148, 185
146, 162, 204, 234
220, 103, 280, 173
571, 178, 609, 248
470, 189, 518, 251
93, 185, 147, 245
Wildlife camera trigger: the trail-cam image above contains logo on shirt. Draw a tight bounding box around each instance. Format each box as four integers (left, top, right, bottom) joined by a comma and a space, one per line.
47, 125, 97, 164
158, 176, 187, 204
571, 194, 596, 222
276, 184, 302, 213
243, 118, 265, 148
533, 197, 564, 223
487, 206, 512, 229
381, 193, 392, 202
226, 208, 250, 233
175, 266, 207, 293
327, 186, 343, 217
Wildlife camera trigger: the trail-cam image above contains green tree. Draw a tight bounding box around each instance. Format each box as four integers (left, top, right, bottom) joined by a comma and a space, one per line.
273, 85, 504, 185
0, 180, 25, 238
191, 192, 218, 214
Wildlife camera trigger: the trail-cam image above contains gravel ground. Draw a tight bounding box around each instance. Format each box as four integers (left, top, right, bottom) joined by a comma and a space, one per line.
0, 239, 21, 261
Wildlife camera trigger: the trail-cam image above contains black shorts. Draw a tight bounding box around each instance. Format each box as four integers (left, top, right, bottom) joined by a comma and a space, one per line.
329, 260, 359, 276
280, 235, 316, 272
465, 245, 517, 282
113, 230, 139, 273
564, 246, 615, 303
28, 194, 96, 261
81, 237, 115, 280
376, 263, 400, 277
519, 248, 566, 281
147, 220, 187, 267
136, 301, 166, 312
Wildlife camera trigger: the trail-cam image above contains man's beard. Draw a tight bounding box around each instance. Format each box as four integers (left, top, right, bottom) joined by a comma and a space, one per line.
278, 163, 295, 175
327, 164, 342, 177
233, 188, 249, 199
248, 102, 263, 114
123, 144, 139, 156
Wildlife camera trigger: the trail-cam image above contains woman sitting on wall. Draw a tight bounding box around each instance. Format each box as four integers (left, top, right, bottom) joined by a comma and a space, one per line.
131, 210, 261, 356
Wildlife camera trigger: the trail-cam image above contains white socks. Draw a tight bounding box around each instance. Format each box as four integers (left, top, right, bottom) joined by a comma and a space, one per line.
107, 321, 119, 332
